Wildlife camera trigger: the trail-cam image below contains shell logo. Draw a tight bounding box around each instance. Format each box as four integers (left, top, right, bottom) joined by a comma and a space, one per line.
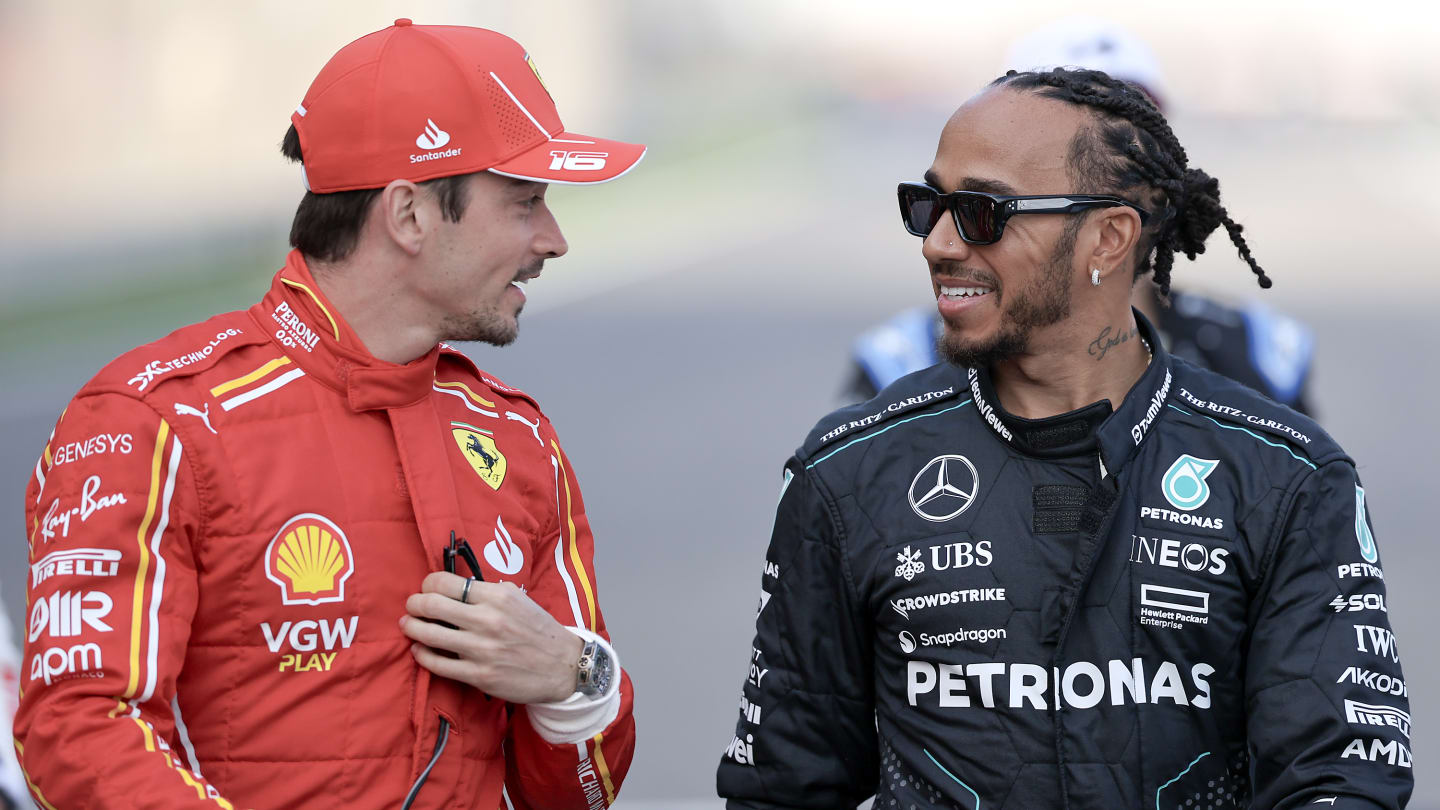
264, 514, 355, 606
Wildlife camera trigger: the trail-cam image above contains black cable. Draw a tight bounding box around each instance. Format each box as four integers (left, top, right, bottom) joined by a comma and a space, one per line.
400, 718, 450, 810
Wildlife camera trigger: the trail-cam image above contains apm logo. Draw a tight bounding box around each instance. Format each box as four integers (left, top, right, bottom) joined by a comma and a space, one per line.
1161, 455, 1219, 511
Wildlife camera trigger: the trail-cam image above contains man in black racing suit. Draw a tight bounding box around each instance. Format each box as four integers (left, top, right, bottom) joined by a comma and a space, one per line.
717, 68, 1410, 809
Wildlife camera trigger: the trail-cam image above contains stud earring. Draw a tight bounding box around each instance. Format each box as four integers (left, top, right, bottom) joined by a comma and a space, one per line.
1091, 268, 1101, 286
948, 241, 954, 247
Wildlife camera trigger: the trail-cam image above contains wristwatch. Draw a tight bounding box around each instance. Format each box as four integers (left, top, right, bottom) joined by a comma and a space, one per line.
575, 638, 614, 698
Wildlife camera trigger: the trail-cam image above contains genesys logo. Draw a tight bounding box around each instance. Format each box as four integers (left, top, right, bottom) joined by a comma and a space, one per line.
890, 587, 1006, 620
906, 657, 1214, 710
31, 548, 121, 587
260, 616, 358, 673
28, 591, 113, 642
264, 514, 355, 606
1130, 534, 1229, 576
51, 433, 133, 467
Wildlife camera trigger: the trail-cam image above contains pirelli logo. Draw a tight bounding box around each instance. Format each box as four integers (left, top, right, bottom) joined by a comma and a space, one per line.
1344, 699, 1411, 739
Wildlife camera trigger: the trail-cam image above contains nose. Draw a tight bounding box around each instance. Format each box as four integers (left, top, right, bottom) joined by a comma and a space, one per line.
920, 211, 970, 266
535, 202, 568, 259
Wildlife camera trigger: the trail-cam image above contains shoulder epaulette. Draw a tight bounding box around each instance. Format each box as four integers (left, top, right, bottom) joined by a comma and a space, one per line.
799, 363, 965, 462
1169, 361, 1346, 467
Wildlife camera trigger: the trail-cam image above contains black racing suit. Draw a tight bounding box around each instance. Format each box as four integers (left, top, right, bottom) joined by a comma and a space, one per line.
719, 314, 1410, 809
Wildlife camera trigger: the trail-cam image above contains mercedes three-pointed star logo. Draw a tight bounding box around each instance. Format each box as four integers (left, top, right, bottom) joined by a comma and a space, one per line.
907, 454, 980, 522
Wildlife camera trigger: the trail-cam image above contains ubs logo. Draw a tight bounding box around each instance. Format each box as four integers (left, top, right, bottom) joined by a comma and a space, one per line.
908, 455, 979, 522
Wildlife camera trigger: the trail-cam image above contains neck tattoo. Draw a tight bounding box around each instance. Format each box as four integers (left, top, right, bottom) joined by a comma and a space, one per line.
1086, 325, 1140, 362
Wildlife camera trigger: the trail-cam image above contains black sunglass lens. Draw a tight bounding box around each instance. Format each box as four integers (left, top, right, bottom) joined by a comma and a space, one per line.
899, 186, 942, 236
953, 195, 999, 243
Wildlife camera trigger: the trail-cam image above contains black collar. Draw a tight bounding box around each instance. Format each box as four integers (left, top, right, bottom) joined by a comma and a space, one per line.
966, 310, 1174, 472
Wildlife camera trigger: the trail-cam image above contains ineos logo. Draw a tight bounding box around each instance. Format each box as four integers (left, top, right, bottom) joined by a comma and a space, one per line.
907, 455, 979, 522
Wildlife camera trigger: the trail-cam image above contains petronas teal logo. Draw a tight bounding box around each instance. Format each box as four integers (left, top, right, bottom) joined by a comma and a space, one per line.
1355, 485, 1378, 564
1161, 455, 1219, 511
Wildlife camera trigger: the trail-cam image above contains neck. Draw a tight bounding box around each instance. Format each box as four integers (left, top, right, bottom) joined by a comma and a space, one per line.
989, 308, 1150, 419
308, 254, 439, 365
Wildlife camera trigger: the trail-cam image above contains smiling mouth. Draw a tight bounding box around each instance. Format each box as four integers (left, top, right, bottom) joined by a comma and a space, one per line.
937, 284, 993, 300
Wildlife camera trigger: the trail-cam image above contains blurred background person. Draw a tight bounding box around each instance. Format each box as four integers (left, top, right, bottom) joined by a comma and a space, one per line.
846, 17, 1317, 415
0, 587, 22, 810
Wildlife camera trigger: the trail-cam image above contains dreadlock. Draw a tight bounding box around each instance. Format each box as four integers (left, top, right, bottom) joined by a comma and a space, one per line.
991, 68, 1271, 296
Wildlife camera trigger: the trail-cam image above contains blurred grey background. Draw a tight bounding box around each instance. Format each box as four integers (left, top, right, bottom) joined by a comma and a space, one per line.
2, 1, 1438, 806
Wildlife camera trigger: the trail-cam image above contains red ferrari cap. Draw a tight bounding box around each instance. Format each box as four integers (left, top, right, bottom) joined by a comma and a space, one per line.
292, 19, 646, 192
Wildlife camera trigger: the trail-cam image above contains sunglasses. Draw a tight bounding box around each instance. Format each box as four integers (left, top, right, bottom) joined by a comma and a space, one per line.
897, 182, 1151, 245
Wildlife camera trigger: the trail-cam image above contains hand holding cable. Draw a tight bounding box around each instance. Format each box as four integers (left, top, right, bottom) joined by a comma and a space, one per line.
399, 571, 582, 705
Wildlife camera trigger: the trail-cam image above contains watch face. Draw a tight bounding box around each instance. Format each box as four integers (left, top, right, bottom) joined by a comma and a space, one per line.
580, 644, 614, 697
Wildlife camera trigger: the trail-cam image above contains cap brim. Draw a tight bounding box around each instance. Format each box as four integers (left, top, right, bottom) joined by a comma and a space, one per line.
488, 132, 646, 185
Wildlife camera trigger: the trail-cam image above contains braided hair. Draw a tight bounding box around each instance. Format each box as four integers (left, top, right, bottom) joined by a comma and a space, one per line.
992, 68, 1271, 296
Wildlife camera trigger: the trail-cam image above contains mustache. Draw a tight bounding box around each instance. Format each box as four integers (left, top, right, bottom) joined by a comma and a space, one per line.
513, 260, 545, 281
930, 261, 999, 288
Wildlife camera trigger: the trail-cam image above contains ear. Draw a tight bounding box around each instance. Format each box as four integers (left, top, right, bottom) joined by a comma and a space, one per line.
376, 179, 428, 257
1086, 207, 1144, 284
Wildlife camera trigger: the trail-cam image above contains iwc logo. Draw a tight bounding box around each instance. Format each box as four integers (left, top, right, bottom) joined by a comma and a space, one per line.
265, 514, 355, 606
908, 455, 980, 522
1160, 455, 1219, 511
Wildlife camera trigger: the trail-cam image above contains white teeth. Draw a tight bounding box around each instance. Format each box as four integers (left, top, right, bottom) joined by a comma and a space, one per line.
510, 281, 526, 292
938, 285, 991, 298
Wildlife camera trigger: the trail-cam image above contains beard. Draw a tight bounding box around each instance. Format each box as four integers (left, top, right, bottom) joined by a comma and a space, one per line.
936, 224, 1078, 369
441, 302, 520, 347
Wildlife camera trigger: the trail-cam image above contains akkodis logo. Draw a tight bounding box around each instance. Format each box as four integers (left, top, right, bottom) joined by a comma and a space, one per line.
1161, 455, 1219, 511
265, 514, 356, 606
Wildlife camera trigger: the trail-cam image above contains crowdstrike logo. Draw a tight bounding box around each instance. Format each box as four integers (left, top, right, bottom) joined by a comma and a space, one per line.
416, 118, 451, 150
907, 455, 980, 522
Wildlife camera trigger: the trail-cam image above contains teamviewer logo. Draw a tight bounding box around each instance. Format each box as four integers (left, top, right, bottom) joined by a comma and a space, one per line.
416, 118, 451, 150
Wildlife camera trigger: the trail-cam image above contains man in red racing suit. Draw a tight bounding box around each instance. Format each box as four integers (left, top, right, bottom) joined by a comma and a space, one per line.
16, 20, 643, 810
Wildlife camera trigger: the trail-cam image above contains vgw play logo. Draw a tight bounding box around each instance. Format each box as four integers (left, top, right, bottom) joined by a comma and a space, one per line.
1161, 455, 1219, 511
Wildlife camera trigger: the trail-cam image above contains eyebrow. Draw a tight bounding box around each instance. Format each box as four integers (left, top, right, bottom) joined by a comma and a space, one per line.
922, 169, 1019, 196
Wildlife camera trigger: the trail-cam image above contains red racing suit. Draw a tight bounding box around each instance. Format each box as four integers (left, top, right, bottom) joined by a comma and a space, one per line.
16, 250, 634, 809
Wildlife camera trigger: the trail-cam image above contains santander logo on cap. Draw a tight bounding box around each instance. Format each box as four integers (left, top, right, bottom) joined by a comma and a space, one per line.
291, 20, 646, 192
416, 119, 451, 150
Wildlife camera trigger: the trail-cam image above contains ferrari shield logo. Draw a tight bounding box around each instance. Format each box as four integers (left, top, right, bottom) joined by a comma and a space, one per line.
452, 421, 506, 490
